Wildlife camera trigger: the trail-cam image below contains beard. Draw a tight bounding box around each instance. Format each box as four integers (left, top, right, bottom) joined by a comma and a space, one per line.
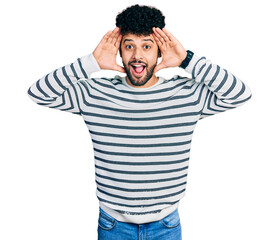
123, 60, 157, 87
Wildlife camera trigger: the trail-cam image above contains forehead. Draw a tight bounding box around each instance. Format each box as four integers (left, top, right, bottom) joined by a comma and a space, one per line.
121, 33, 155, 43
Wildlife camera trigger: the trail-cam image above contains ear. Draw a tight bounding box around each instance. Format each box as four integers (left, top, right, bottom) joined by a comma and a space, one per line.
119, 43, 122, 58
158, 48, 161, 58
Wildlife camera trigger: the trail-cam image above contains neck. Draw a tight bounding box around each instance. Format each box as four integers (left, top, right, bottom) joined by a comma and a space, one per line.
126, 74, 159, 88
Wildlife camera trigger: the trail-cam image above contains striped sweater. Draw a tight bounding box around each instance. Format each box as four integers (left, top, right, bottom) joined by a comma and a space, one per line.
27, 51, 252, 224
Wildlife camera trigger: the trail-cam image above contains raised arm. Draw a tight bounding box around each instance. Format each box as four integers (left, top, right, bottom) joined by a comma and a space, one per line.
27, 53, 100, 115
183, 53, 252, 119
27, 27, 125, 115
152, 27, 252, 119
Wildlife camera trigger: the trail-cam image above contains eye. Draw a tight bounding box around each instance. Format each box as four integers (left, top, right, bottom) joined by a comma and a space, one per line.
126, 45, 133, 49
144, 45, 151, 49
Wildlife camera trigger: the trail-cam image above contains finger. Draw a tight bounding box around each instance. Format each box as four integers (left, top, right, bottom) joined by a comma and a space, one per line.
162, 28, 175, 42
152, 33, 163, 47
152, 30, 164, 47
114, 33, 122, 49
101, 30, 113, 43
108, 27, 120, 44
152, 28, 164, 45
155, 27, 170, 42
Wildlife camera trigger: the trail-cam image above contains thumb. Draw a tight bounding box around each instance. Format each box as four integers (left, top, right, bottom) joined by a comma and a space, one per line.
113, 64, 126, 73
154, 63, 166, 74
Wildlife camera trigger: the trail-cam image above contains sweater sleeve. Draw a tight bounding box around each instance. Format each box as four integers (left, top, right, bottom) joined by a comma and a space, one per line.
27, 53, 101, 115
182, 52, 252, 120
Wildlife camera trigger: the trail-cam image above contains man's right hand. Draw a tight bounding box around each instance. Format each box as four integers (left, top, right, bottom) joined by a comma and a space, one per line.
93, 27, 125, 73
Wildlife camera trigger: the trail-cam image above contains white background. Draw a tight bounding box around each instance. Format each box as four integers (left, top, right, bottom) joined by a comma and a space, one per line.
1, 0, 278, 239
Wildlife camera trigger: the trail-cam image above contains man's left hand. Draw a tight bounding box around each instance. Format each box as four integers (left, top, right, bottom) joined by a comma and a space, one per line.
152, 27, 187, 73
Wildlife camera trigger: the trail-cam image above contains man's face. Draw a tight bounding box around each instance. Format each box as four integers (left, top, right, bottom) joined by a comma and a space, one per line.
120, 33, 160, 87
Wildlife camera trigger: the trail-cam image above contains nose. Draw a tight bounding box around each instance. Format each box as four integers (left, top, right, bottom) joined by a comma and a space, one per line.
132, 47, 143, 60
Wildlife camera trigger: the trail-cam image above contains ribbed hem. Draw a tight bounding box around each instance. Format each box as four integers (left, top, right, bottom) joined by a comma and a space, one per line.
99, 201, 180, 224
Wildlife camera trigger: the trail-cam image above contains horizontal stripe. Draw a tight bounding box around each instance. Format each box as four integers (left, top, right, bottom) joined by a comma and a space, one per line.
96, 180, 187, 192
92, 139, 191, 148
89, 130, 193, 138
95, 172, 188, 184
94, 156, 189, 165
95, 164, 188, 174
94, 147, 190, 157
82, 110, 201, 120
85, 120, 197, 130
97, 187, 185, 201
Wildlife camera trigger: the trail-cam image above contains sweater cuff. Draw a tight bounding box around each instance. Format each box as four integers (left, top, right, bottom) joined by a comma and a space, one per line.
79, 53, 101, 76
182, 53, 201, 75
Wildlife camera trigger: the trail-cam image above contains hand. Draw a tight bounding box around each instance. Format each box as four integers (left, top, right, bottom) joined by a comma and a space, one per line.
93, 27, 125, 73
152, 27, 187, 73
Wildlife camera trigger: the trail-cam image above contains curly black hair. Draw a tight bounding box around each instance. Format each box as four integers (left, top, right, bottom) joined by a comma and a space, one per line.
116, 4, 165, 36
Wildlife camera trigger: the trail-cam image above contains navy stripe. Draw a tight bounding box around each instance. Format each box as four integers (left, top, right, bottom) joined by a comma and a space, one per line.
221, 73, 236, 97
62, 66, 74, 86
230, 80, 246, 100
70, 63, 79, 79
96, 180, 187, 192
208, 65, 220, 87
192, 57, 206, 78
77, 57, 88, 78
95, 172, 188, 184
200, 64, 212, 83
87, 120, 197, 130
44, 74, 61, 96
83, 111, 200, 120
214, 69, 228, 93
97, 187, 185, 201
27, 87, 53, 102
36, 80, 50, 98
197, 62, 207, 76
90, 130, 193, 139
95, 164, 188, 175
204, 92, 235, 113
94, 156, 189, 165
93, 147, 190, 157
92, 139, 191, 148
53, 69, 67, 90
49, 89, 67, 109
231, 93, 252, 105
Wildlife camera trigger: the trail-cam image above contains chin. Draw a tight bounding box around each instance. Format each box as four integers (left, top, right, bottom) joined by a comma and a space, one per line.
129, 77, 149, 86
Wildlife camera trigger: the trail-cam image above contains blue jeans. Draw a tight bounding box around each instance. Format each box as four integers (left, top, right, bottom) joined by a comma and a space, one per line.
97, 207, 182, 240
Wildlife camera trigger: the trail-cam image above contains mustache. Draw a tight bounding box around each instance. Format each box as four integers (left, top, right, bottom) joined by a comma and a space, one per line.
128, 60, 147, 66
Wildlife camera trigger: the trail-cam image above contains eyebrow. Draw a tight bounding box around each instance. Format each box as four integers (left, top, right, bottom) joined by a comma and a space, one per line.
123, 39, 154, 44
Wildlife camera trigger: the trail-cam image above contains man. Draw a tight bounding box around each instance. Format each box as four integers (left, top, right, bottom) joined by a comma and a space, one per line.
27, 4, 252, 240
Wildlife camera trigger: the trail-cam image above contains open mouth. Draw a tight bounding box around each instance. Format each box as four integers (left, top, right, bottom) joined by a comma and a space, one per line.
130, 64, 146, 77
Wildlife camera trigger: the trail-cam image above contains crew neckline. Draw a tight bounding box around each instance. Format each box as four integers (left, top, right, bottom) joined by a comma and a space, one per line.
121, 76, 164, 91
